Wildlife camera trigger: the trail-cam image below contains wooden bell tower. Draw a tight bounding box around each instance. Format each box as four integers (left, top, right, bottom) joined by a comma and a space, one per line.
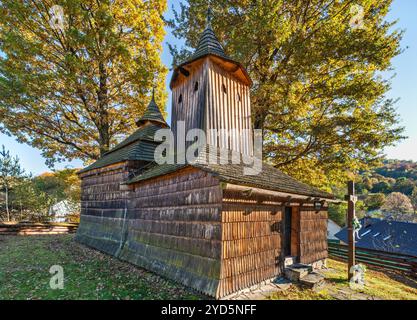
170, 13, 253, 155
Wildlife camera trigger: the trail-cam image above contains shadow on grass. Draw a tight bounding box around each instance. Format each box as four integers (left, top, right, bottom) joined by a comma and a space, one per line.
325, 277, 349, 285
384, 271, 417, 290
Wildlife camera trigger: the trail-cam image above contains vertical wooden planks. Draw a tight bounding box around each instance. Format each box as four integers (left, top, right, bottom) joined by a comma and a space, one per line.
298, 208, 328, 264
219, 196, 283, 297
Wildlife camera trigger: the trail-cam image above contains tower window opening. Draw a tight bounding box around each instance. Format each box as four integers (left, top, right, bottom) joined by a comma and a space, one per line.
194, 82, 199, 92
222, 84, 227, 94
178, 94, 183, 104
237, 92, 241, 102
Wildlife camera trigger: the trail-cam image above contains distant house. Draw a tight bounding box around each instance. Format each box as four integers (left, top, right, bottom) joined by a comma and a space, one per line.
49, 200, 80, 223
335, 217, 417, 257
327, 219, 342, 240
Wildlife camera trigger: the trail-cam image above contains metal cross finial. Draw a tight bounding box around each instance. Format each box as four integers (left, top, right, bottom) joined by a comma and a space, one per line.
207, 6, 212, 27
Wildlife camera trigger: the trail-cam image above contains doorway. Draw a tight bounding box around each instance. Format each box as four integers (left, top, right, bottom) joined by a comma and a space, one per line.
283, 207, 292, 257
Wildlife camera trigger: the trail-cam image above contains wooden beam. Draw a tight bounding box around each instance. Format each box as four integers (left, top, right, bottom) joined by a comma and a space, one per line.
346, 181, 356, 281
222, 183, 334, 203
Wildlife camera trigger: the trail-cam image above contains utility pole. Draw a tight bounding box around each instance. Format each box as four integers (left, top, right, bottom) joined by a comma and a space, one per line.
345, 181, 357, 281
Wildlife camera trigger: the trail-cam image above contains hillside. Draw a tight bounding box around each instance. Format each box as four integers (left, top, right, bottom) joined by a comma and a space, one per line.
329, 160, 417, 227
356, 160, 417, 196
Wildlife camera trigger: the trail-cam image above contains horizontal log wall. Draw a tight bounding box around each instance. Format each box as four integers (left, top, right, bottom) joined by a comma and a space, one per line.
76, 162, 135, 256
0, 222, 78, 236
218, 191, 282, 298
120, 167, 223, 297
299, 208, 328, 264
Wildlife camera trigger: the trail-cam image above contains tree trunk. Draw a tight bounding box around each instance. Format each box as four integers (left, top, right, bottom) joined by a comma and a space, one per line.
5, 184, 9, 222
97, 61, 110, 157
253, 110, 266, 160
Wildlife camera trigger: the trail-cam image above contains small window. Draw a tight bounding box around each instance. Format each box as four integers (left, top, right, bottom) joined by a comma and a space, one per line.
237, 92, 241, 102
194, 82, 199, 92
178, 94, 183, 103
222, 84, 227, 94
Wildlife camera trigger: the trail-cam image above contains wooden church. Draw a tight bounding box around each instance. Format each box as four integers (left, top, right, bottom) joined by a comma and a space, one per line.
76, 18, 334, 299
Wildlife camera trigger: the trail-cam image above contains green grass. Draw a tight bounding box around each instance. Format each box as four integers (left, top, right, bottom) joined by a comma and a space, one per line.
1, 234, 416, 300
0, 234, 203, 300
324, 259, 417, 300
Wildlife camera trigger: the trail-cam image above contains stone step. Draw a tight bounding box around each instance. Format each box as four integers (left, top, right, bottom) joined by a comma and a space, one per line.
299, 272, 326, 291
284, 264, 311, 282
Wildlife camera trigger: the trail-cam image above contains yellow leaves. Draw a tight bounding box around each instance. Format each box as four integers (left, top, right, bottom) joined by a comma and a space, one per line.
0, 0, 168, 164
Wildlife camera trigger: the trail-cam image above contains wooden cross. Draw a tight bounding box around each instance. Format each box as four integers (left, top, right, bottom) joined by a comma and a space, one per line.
345, 181, 356, 280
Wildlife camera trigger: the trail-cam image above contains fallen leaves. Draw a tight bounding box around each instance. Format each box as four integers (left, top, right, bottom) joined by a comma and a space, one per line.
0, 234, 204, 300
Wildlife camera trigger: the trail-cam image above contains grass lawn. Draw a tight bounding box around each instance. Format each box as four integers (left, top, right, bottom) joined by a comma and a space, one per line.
1, 234, 416, 300
322, 259, 417, 300
269, 259, 417, 300
0, 234, 203, 300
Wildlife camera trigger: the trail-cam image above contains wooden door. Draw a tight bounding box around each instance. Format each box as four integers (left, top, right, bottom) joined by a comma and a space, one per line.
283, 207, 292, 257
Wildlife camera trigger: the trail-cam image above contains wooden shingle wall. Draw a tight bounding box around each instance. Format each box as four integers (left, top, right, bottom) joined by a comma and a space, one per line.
76, 162, 135, 255
298, 208, 328, 264
218, 190, 282, 298
77, 162, 329, 298
119, 167, 224, 297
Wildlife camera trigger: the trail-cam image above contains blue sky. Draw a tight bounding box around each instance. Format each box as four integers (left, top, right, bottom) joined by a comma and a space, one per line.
0, 0, 416, 175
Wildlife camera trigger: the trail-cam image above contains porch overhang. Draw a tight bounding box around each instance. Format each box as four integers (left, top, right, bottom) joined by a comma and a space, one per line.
221, 183, 340, 204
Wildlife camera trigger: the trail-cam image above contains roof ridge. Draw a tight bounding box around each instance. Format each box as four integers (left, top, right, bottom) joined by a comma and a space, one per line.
125, 145, 334, 199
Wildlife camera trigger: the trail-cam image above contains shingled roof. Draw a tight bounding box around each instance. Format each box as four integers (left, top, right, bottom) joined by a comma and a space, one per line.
136, 91, 168, 127
170, 15, 251, 88
188, 24, 229, 63
335, 218, 417, 257
126, 146, 334, 200
79, 95, 168, 173
78, 124, 163, 173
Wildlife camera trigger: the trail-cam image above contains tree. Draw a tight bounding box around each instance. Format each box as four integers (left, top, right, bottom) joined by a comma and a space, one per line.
392, 177, 414, 195
371, 181, 392, 194
381, 192, 413, 220
168, 0, 404, 188
11, 176, 53, 222
364, 193, 386, 211
0, 0, 167, 166
0, 145, 25, 221
410, 187, 417, 214
32, 169, 80, 205
328, 202, 347, 227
